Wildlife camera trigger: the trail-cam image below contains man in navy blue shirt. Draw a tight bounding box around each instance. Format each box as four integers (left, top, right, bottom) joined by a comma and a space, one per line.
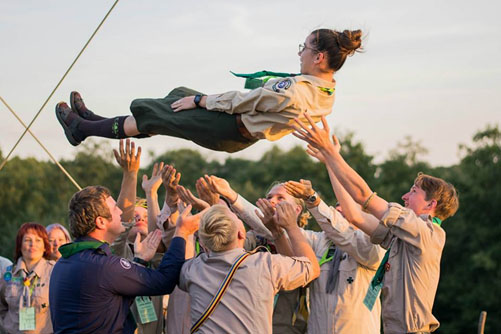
49, 185, 197, 334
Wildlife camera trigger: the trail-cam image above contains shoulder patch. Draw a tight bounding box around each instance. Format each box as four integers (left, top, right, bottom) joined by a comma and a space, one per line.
272, 79, 292, 92
120, 258, 131, 270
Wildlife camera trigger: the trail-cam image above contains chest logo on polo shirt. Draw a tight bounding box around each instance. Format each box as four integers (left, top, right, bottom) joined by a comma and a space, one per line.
120, 258, 132, 270
272, 79, 292, 92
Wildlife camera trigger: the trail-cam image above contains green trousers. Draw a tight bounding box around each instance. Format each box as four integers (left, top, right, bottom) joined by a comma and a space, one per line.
130, 87, 257, 153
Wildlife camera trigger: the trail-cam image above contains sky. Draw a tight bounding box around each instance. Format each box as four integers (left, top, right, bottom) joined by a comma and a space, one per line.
1, 0, 500, 169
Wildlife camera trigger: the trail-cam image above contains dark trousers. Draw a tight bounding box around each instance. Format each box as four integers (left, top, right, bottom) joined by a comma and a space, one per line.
130, 87, 257, 153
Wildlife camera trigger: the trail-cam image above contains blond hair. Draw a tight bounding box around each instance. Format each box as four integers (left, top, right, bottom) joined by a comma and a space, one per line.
199, 205, 237, 252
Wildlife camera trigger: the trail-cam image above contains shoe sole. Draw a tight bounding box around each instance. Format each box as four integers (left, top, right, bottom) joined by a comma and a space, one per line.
70, 91, 92, 120
55, 102, 81, 146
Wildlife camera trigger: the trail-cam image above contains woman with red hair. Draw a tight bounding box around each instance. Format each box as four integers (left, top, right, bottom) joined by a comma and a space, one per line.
0, 223, 55, 333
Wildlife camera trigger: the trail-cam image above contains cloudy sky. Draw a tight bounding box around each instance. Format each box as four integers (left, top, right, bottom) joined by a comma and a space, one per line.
1, 0, 500, 169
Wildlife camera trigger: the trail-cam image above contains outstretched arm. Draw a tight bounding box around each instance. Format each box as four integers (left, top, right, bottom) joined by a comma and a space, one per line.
115, 139, 141, 223
293, 115, 388, 226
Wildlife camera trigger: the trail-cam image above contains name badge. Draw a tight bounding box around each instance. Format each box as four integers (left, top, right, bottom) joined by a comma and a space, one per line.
135, 296, 157, 324
19, 307, 36, 331
363, 282, 382, 311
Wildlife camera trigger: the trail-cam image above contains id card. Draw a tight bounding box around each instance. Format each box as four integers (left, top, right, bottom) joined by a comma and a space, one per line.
363, 283, 382, 311
135, 296, 157, 324
19, 307, 36, 331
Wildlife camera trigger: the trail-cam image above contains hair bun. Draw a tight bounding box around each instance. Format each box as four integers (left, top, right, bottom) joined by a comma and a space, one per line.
339, 29, 363, 55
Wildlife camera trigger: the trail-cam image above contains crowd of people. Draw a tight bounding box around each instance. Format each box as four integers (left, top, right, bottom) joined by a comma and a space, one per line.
2, 28, 459, 334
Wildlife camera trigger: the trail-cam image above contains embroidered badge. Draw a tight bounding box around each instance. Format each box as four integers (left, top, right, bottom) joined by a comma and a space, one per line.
120, 258, 132, 270
3, 272, 11, 282
272, 79, 292, 92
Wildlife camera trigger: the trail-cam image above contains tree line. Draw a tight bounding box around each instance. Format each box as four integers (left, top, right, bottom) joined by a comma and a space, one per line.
0, 124, 499, 333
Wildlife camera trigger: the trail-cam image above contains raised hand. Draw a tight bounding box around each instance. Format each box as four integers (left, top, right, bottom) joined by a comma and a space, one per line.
142, 162, 164, 194
275, 201, 299, 231
177, 185, 210, 211
292, 114, 338, 154
113, 139, 142, 173
284, 179, 315, 201
133, 229, 162, 262
171, 96, 196, 112
161, 165, 181, 206
196, 177, 220, 206
204, 175, 238, 203
256, 198, 281, 236
175, 205, 205, 239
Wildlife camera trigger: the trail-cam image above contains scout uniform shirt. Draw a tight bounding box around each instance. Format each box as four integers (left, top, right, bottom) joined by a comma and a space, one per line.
179, 247, 314, 334
231, 195, 385, 334
0, 257, 55, 334
206, 74, 335, 141
370, 202, 446, 334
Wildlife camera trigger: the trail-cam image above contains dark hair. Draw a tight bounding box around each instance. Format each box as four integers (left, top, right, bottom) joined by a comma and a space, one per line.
14, 223, 50, 260
68, 186, 112, 239
310, 29, 363, 72
414, 173, 459, 221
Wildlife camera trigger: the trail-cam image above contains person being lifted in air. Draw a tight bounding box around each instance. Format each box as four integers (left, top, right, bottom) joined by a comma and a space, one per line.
56, 28, 362, 153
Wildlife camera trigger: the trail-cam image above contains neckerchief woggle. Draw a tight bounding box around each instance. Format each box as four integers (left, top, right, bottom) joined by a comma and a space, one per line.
231, 70, 335, 95
363, 217, 442, 311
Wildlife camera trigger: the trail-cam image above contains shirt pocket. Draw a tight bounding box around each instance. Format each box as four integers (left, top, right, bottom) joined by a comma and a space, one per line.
32, 284, 50, 314
4, 282, 22, 308
336, 256, 358, 298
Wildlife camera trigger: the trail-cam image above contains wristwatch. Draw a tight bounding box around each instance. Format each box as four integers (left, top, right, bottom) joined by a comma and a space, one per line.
306, 192, 318, 204
194, 94, 203, 107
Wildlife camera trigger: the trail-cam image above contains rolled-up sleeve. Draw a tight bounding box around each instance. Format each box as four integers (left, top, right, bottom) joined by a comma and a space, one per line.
268, 253, 313, 293
206, 79, 297, 115
370, 203, 438, 251
310, 200, 384, 269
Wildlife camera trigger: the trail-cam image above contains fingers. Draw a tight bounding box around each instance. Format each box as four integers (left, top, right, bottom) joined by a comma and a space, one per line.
113, 149, 120, 164
149, 229, 162, 247
134, 232, 141, 246
256, 198, 275, 218
179, 204, 193, 219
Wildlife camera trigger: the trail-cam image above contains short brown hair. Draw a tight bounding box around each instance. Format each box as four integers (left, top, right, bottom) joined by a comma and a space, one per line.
68, 186, 112, 239
414, 173, 459, 221
14, 223, 50, 260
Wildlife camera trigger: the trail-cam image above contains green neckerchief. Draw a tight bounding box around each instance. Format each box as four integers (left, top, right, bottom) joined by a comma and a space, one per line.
318, 243, 335, 266
231, 70, 335, 95
231, 70, 299, 90
59, 241, 106, 259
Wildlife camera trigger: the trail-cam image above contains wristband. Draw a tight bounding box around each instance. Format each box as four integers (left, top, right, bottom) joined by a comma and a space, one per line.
194, 94, 203, 107
133, 257, 149, 266
362, 192, 377, 212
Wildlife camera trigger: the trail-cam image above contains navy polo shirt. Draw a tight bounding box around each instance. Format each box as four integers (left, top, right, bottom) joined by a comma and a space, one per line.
49, 235, 186, 334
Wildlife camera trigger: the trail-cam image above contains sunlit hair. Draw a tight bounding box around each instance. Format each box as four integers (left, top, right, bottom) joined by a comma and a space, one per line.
266, 182, 311, 228
46, 223, 72, 243
14, 223, 50, 260
199, 205, 237, 252
68, 186, 112, 239
310, 28, 363, 72
414, 172, 459, 221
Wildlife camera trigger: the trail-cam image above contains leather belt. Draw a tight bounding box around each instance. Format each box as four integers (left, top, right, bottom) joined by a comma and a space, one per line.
235, 115, 255, 141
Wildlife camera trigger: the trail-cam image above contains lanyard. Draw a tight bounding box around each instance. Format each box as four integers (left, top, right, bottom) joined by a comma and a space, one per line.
318, 244, 335, 266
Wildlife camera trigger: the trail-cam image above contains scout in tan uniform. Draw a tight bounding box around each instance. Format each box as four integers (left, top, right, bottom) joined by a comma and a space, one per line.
110, 139, 167, 334
179, 203, 319, 334
0, 223, 55, 334
294, 115, 459, 334
55, 28, 363, 152
208, 175, 384, 334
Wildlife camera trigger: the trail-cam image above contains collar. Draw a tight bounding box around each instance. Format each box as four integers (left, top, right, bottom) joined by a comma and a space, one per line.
59, 236, 111, 258
207, 247, 245, 258
298, 74, 336, 89
12, 257, 46, 278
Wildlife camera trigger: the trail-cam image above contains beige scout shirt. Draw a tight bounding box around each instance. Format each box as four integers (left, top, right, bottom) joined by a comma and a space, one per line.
205, 75, 335, 141
231, 196, 384, 334
156, 203, 195, 334
0, 257, 54, 334
179, 248, 314, 334
111, 222, 166, 334
370, 202, 446, 334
